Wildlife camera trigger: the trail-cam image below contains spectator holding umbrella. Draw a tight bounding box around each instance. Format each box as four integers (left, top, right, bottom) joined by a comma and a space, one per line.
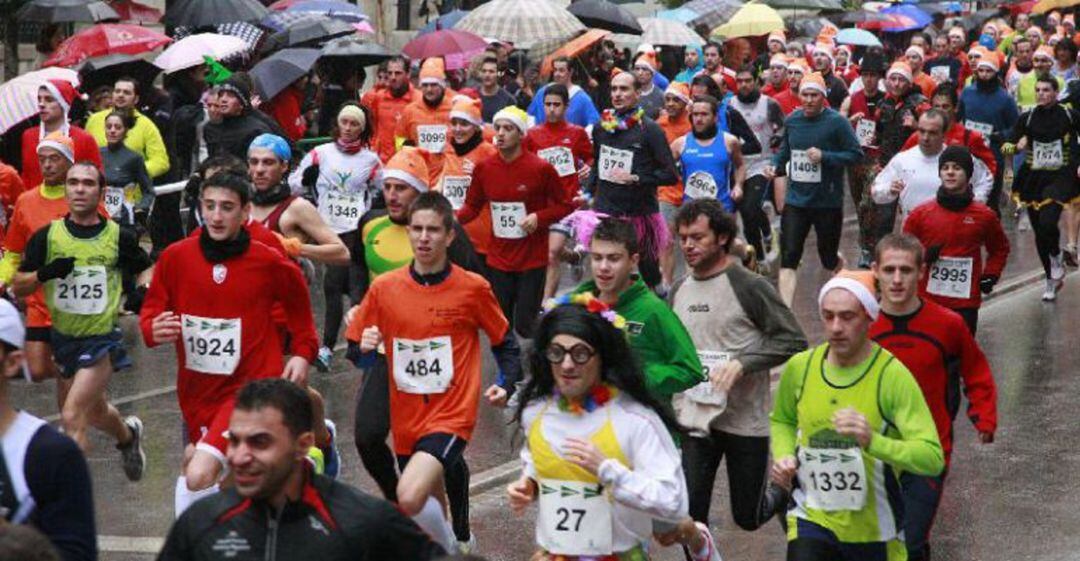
19, 80, 103, 189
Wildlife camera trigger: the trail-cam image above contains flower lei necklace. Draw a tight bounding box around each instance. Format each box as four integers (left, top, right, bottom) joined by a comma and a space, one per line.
599, 107, 644, 132
555, 383, 618, 415
542, 292, 627, 330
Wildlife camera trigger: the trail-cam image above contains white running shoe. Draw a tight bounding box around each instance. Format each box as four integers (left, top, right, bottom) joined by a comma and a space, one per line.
1050, 253, 1066, 281
1042, 278, 1062, 301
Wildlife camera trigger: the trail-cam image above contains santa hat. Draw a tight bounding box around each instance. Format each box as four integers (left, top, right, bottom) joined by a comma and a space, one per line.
40, 79, 78, 116
636, 42, 656, 55
383, 148, 429, 193
1035, 45, 1056, 61
799, 72, 827, 95
819, 271, 879, 320
905, 45, 925, 59
449, 96, 482, 128
493, 105, 529, 134
419, 57, 446, 86
769, 53, 790, 68
37, 131, 74, 163
812, 43, 834, 62
664, 82, 690, 104
976, 51, 1000, 72
767, 30, 786, 46
634, 51, 658, 73
887, 61, 913, 81
787, 59, 809, 73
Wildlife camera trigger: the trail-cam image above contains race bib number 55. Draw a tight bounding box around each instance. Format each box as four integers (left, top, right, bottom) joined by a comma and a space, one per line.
392, 336, 454, 394
182, 315, 241, 375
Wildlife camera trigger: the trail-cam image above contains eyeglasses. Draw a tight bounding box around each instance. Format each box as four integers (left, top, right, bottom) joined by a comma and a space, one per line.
544, 343, 596, 365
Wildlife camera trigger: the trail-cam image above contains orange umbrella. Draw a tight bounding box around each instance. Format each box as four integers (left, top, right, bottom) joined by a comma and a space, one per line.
541, 28, 611, 78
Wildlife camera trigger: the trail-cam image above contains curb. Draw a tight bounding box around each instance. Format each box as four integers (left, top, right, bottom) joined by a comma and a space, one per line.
984, 269, 1045, 302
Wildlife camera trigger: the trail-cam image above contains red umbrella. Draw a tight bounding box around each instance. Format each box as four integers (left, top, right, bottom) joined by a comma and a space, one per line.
402, 29, 488, 71
44, 23, 171, 68
268, 0, 301, 10
108, 0, 161, 23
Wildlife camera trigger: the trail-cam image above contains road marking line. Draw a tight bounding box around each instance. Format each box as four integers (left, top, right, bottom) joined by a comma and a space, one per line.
98, 535, 165, 553
44, 386, 177, 422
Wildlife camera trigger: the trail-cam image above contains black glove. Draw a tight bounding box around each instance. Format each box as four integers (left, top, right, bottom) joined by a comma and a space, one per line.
302, 164, 320, 188
769, 135, 783, 149
36, 257, 76, 283
925, 244, 942, 265
979, 275, 998, 295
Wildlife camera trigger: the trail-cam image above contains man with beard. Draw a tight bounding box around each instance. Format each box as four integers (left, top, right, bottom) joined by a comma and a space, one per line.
676, 45, 705, 83
1016, 45, 1062, 112
810, 43, 849, 111
959, 53, 1019, 214
396, 58, 455, 179
670, 96, 745, 214
367, 56, 414, 163
527, 56, 601, 128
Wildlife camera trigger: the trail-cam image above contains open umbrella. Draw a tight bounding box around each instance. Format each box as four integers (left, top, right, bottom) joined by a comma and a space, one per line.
284, 0, 367, 22
712, 3, 784, 39
567, 0, 642, 35
638, 17, 705, 46
540, 28, 611, 77
78, 53, 161, 92
403, 29, 488, 71
17, 0, 119, 22
107, 0, 160, 22
319, 37, 393, 66
0, 68, 79, 134
657, 7, 699, 24
456, 0, 585, 50
683, 0, 745, 30
839, 11, 896, 24
163, 0, 269, 28
417, 9, 469, 36
154, 33, 248, 74
834, 27, 882, 47
762, 0, 842, 11
43, 24, 171, 68
250, 48, 321, 100
879, 4, 931, 29
261, 17, 354, 53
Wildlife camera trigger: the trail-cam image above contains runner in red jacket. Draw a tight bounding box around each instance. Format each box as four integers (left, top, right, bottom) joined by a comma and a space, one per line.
870, 232, 997, 561
900, 85, 998, 176
903, 146, 1009, 334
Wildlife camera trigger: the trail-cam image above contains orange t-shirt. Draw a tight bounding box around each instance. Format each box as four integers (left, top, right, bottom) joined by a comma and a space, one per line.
395, 94, 455, 179
347, 264, 509, 454
656, 112, 692, 206
364, 85, 416, 163
437, 140, 498, 256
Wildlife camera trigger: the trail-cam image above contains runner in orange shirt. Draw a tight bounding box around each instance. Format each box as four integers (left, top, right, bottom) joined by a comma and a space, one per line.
365, 56, 416, 163
656, 82, 693, 289
435, 97, 497, 264
396, 57, 456, 179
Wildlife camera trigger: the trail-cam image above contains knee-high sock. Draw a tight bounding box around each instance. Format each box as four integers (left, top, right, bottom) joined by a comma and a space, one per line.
411, 495, 456, 551
175, 476, 220, 518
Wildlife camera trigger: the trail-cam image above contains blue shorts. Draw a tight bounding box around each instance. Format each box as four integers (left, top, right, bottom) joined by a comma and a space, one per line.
787, 518, 906, 561
50, 328, 131, 379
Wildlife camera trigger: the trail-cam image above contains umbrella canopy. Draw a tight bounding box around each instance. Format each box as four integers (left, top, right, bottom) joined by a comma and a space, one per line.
17, 0, 119, 23
250, 48, 321, 100
107, 0, 160, 23
683, 0, 745, 31
839, 10, 896, 24
540, 28, 611, 77
403, 29, 488, 71
319, 37, 393, 66
834, 27, 882, 47
43, 24, 171, 68
154, 33, 248, 74
261, 17, 354, 53
284, 0, 367, 22
879, 4, 931, 29
456, 0, 585, 49
78, 53, 161, 92
0, 68, 79, 134
638, 17, 706, 46
656, 7, 699, 24
567, 0, 642, 35
712, 3, 784, 39
417, 9, 469, 35
163, 0, 268, 28
959, 7, 1006, 30
762, 0, 842, 11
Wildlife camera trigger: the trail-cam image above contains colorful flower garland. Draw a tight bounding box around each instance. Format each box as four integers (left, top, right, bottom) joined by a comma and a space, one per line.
598, 107, 645, 132
542, 292, 627, 330
555, 382, 618, 415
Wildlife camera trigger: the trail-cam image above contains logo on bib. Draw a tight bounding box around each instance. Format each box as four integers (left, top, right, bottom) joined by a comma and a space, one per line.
213, 264, 227, 284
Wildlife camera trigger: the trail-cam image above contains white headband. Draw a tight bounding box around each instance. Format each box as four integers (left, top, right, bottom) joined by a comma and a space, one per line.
818, 277, 879, 320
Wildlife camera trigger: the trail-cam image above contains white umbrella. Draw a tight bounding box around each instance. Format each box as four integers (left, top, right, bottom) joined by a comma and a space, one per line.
0, 67, 79, 134
153, 33, 248, 74
456, 0, 585, 49
638, 17, 705, 46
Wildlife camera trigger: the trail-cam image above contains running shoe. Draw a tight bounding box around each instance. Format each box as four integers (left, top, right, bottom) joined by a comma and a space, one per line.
322, 419, 341, 479
1042, 278, 1063, 301
1065, 245, 1079, 268
315, 346, 333, 373
1051, 253, 1066, 282
117, 416, 146, 482
456, 533, 477, 555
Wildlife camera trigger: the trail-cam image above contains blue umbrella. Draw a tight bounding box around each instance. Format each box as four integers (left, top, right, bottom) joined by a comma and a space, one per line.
657, 7, 699, 24
880, 4, 932, 30
285, 0, 366, 22
835, 27, 882, 47
417, 9, 468, 36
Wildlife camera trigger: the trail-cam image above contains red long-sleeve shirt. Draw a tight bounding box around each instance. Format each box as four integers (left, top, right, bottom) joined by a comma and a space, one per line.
262, 87, 307, 142
903, 199, 1009, 309
456, 150, 572, 272
870, 299, 998, 465
901, 122, 998, 175
20, 125, 103, 189
139, 234, 318, 412
524, 121, 593, 199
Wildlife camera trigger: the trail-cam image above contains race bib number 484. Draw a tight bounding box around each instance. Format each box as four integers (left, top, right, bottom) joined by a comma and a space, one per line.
392, 336, 454, 394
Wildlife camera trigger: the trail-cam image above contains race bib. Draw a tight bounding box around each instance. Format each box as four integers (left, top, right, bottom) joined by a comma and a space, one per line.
319, 191, 364, 231
417, 124, 447, 153
598, 145, 633, 184
855, 119, 876, 147
1032, 140, 1064, 170
538, 146, 576, 177
104, 187, 125, 218
927, 256, 973, 299
929, 65, 951, 83
52, 265, 107, 315
491, 202, 527, 239
684, 171, 719, 200
391, 336, 454, 394
797, 445, 867, 511
441, 176, 470, 210
964, 120, 993, 147
537, 479, 613, 556
790, 150, 822, 183
181, 315, 241, 375
684, 350, 731, 406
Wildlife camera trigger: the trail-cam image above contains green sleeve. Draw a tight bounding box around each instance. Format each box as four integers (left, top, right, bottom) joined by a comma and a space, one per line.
866, 361, 945, 477
769, 351, 806, 460
0, 252, 21, 285
640, 307, 703, 401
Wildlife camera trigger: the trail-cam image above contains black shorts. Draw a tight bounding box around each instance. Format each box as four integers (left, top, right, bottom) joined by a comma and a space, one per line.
396, 432, 467, 471
50, 328, 131, 379
26, 327, 51, 343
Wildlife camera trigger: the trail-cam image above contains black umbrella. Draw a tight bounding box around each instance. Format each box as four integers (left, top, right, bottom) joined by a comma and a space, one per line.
250, 48, 321, 100
260, 17, 355, 54
16, 0, 119, 23
319, 37, 393, 66
839, 11, 897, 24
567, 0, 643, 35
163, 0, 269, 29
959, 7, 1003, 31
78, 54, 162, 93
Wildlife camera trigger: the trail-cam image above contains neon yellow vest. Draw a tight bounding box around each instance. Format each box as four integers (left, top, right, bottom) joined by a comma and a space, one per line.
43, 219, 121, 337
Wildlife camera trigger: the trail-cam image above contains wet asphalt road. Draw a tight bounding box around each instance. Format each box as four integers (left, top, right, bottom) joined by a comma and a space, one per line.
7, 205, 1068, 560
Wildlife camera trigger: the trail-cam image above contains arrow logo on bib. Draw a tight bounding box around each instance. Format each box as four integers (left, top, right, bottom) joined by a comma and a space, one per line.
560, 486, 579, 497
540, 483, 556, 495
583, 486, 602, 499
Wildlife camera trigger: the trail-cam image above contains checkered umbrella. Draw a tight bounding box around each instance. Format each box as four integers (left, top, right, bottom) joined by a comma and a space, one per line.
683, 0, 744, 31
456, 0, 585, 50
638, 17, 706, 47
174, 22, 265, 54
